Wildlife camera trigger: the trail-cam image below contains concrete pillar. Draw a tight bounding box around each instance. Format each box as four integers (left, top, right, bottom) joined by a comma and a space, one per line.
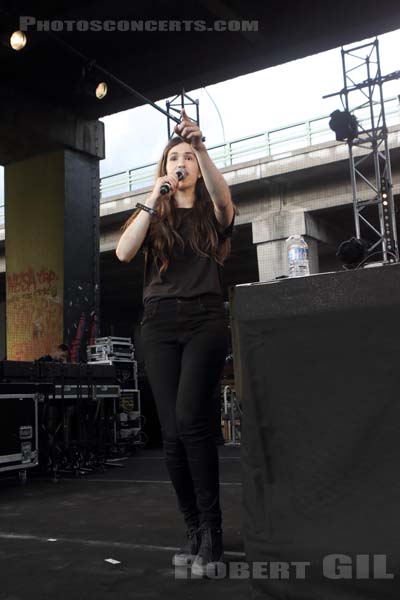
5, 149, 100, 361
253, 210, 320, 282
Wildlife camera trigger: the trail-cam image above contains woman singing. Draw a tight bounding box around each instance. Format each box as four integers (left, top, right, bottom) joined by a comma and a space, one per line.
116, 109, 236, 577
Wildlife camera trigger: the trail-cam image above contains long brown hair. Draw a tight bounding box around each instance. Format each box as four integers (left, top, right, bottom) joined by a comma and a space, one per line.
122, 136, 237, 277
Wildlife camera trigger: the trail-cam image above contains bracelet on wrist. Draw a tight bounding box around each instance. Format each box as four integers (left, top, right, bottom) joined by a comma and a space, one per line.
136, 202, 158, 218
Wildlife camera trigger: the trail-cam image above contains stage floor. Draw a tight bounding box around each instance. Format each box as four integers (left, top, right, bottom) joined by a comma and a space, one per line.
0, 445, 250, 599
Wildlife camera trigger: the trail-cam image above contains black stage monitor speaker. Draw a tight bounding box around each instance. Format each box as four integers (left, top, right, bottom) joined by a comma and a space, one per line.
230, 264, 400, 599
0, 360, 39, 381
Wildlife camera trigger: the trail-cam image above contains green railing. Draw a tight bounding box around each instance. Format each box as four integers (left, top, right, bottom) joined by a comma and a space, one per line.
0, 97, 399, 229
99, 96, 400, 200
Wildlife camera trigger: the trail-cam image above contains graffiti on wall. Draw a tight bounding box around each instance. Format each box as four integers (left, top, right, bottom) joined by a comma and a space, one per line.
7, 266, 63, 360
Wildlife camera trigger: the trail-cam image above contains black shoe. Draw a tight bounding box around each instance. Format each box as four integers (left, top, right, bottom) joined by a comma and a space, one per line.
191, 525, 224, 577
172, 526, 201, 567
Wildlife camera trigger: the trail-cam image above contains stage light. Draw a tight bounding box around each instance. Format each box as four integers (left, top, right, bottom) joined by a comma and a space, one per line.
82, 79, 107, 100
329, 109, 358, 142
78, 62, 108, 100
10, 30, 26, 51
380, 176, 389, 200
336, 237, 369, 267
95, 81, 108, 100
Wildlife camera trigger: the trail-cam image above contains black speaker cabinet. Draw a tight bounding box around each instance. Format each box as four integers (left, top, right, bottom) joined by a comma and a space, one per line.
230, 264, 400, 599
0, 388, 38, 476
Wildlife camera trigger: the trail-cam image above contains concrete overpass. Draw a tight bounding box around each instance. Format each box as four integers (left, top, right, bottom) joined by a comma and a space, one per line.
96, 103, 400, 329
1, 102, 400, 335
1, 2, 399, 354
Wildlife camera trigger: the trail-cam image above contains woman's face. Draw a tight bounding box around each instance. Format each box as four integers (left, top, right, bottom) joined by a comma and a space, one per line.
165, 142, 201, 191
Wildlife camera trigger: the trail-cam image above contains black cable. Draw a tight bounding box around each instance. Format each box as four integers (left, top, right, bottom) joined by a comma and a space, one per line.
344, 249, 398, 270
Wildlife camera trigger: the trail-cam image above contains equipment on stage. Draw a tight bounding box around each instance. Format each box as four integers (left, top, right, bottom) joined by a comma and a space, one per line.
87, 337, 148, 448
87, 336, 134, 362
231, 264, 400, 599
0, 359, 125, 482
0, 383, 51, 483
0, 360, 40, 381
222, 384, 241, 446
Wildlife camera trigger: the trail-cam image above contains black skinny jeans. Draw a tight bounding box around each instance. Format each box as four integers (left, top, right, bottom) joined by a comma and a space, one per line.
140, 295, 230, 530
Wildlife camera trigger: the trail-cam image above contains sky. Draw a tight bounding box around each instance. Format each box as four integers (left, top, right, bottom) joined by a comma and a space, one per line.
0, 27, 399, 206
97, 28, 400, 179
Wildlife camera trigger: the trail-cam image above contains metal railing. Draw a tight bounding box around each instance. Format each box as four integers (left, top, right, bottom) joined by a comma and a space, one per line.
99, 96, 400, 200
0, 97, 399, 229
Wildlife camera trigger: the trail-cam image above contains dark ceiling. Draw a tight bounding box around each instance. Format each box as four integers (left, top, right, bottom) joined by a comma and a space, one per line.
1, 0, 400, 121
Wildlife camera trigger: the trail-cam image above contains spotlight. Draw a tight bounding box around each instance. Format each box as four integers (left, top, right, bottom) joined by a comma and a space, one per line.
336, 237, 369, 267
95, 81, 108, 100
81, 79, 108, 100
329, 109, 358, 142
79, 62, 108, 100
10, 30, 27, 51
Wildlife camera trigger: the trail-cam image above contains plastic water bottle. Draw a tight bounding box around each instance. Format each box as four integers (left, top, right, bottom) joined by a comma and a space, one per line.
286, 235, 310, 278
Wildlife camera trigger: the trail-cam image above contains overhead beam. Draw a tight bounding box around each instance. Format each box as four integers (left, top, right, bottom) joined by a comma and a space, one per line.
0, 87, 104, 164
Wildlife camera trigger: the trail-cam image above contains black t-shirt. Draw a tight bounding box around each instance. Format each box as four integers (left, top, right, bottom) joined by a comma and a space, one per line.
142, 207, 235, 306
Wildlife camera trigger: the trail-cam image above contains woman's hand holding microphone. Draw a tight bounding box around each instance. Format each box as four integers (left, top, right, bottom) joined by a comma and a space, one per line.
135, 175, 179, 220
147, 174, 179, 207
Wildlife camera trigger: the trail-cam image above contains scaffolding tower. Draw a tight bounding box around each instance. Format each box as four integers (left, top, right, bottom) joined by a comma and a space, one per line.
325, 38, 400, 263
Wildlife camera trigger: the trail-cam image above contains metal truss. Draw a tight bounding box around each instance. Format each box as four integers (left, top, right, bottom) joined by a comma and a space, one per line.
325, 38, 400, 263
166, 89, 200, 138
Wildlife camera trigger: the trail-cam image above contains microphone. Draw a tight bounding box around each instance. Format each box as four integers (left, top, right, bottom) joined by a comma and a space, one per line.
160, 167, 187, 195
